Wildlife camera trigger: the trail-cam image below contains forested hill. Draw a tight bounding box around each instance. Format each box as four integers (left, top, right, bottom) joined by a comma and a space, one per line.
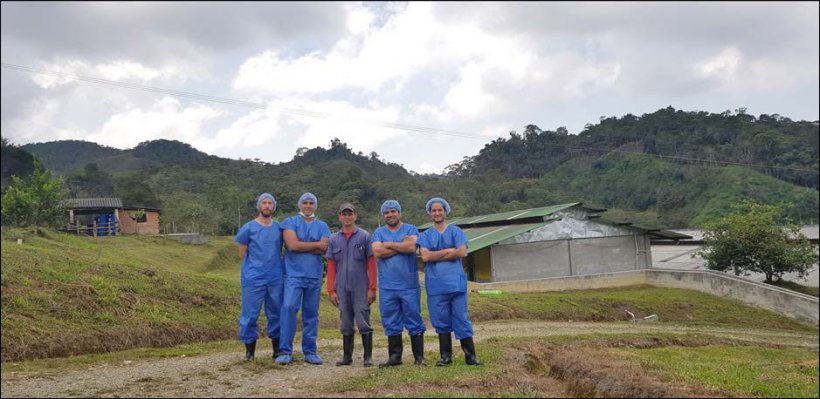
449, 107, 818, 189
16, 107, 820, 232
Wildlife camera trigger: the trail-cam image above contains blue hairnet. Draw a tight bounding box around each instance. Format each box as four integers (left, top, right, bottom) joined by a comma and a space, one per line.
298, 192, 318, 208
256, 193, 276, 211
380, 200, 402, 214
425, 197, 451, 214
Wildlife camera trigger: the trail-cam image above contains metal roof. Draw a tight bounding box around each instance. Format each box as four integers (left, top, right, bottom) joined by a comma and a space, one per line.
419, 202, 691, 251
419, 202, 580, 230
462, 222, 553, 254
64, 198, 123, 209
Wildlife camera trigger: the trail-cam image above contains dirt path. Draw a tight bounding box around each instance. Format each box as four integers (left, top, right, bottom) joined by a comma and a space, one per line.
2, 321, 817, 398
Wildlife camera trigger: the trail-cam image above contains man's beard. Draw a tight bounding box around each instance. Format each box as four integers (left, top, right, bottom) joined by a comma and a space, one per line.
386, 218, 400, 227
260, 210, 272, 218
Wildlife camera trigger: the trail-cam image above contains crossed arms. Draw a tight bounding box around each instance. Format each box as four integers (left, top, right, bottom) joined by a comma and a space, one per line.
419, 244, 466, 262
283, 230, 328, 255
372, 235, 417, 258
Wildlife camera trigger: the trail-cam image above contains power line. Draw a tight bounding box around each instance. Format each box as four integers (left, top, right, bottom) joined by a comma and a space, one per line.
1, 62, 491, 140
2, 62, 818, 175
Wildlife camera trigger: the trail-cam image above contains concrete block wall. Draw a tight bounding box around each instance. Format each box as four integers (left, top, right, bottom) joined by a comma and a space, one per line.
475, 269, 819, 325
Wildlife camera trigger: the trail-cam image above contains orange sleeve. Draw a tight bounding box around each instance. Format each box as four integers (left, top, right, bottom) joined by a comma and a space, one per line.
367, 256, 377, 292
327, 259, 337, 294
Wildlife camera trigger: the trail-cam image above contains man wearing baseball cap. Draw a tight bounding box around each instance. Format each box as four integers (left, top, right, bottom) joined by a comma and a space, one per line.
326, 203, 377, 367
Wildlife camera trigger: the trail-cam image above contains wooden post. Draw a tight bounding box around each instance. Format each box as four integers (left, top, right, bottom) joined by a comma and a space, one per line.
76, 223, 80, 235
93, 219, 97, 237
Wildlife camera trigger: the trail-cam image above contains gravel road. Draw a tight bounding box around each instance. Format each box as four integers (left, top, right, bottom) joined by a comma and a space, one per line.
2, 321, 817, 398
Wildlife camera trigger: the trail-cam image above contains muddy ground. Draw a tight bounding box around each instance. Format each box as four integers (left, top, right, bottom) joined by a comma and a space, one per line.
2, 321, 817, 398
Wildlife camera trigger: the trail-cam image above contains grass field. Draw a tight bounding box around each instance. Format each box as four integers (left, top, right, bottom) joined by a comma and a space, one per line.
1, 228, 816, 364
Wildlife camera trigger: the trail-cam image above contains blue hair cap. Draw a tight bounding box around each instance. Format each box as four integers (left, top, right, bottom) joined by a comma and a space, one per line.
425, 197, 451, 214
298, 192, 318, 208
257, 193, 276, 211
380, 200, 402, 214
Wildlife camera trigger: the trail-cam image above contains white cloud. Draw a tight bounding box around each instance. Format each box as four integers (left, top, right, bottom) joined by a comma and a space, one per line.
346, 2, 375, 34
444, 62, 496, 117
696, 47, 742, 82
31, 58, 189, 89
85, 97, 222, 148
196, 106, 284, 152
287, 99, 403, 152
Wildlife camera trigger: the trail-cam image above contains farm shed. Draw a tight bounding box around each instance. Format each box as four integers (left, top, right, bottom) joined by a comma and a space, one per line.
419, 202, 689, 283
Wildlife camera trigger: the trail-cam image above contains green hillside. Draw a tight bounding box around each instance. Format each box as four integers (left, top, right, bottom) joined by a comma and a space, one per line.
20, 107, 820, 231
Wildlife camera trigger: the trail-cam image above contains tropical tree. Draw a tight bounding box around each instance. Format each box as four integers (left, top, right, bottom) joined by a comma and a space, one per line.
1, 159, 66, 227
698, 201, 818, 283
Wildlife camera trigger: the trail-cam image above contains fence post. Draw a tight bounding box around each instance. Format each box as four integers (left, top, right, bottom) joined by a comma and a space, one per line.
93, 219, 97, 237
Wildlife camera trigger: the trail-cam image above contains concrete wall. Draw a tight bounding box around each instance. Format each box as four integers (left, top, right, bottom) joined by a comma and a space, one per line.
491, 239, 570, 282
646, 268, 819, 325
490, 235, 651, 282
474, 269, 819, 325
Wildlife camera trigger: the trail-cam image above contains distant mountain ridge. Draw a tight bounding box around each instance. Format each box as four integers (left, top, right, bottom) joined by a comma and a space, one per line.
17, 107, 820, 232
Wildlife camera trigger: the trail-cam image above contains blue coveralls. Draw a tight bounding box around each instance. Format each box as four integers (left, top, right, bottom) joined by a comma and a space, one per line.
326, 227, 374, 335
235, 220, 284, 344
417, 225, 474, 340
279, 216, 331, 356
371, 223, 426, 337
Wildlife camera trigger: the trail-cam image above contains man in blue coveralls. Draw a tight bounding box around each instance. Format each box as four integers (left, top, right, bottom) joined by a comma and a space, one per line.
275, 192, 331, 365
234, 193, 284, 361
417, 197, 481, 366
371, 200, 426, 367
326, 203, 377, 367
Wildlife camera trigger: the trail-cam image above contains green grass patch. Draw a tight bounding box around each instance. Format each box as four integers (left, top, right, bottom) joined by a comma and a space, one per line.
2, 227, 815, 364
1, 339, 237, 374
612, 345, 819, 398
467, 285, 817, 332
329, 337, 505, 393
767, 280, 820, 297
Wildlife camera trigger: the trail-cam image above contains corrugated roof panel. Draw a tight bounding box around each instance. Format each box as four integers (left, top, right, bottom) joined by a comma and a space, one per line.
64, 198, 123, 209
420, 202, 580, 229
462, 222, 552, 253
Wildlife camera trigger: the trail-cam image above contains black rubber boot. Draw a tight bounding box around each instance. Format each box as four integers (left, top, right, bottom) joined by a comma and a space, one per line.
410, 334, 425, 365
436, 333, 452, 366
336, 334, 354, 366
378, 335, 403, 368
271, 337, 282, 360
361, 332, 373, 367
244, 341, 256, 361
460, 337, 482, 366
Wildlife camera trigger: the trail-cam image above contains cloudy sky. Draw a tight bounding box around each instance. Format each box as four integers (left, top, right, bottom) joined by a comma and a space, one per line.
2, 2, 818, 174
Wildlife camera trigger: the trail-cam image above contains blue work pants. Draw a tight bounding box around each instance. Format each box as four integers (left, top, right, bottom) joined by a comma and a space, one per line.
238, 282, 283, 344
378, 288, 426, 337
427, 291, 474, 340
279, 277, 322, 355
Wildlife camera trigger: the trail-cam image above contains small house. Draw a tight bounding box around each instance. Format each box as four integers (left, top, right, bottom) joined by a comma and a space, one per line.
63, 197, 160, 236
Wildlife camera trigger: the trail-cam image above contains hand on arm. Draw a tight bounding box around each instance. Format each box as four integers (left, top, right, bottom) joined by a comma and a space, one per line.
283, 230, 326, 253
420, 247, 456, 262
314, 237, 329, 254
441, 244, 467, 261
372, 242, 399, 258
387, 235, 418, 254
